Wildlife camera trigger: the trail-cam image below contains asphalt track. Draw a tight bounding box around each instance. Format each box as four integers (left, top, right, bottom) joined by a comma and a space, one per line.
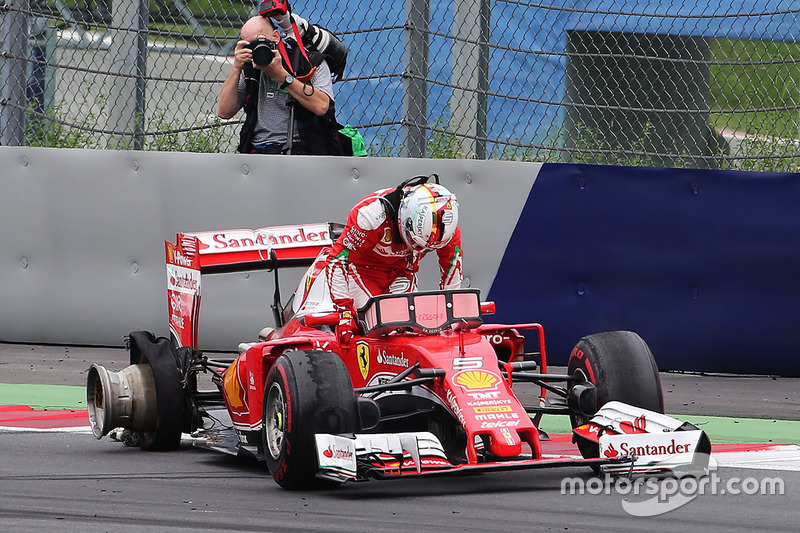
2, 343, 800, 532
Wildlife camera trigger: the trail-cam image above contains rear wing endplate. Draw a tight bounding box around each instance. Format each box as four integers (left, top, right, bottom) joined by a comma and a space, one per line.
165, 223, 339, 348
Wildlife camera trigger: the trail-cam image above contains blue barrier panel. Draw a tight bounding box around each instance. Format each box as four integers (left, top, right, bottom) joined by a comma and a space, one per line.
488, 163, 800, 376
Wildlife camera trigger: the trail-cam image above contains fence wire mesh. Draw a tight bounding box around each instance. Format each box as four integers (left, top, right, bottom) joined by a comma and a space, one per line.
2, 0, 800, 170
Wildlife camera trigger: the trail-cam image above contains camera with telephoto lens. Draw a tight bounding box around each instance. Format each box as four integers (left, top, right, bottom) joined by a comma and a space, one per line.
246, 36, 276, 67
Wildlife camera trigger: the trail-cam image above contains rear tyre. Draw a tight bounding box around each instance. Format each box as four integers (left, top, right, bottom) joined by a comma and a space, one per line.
128, 332, 186, 451
262, 350, 358, 490
567, 331, 664, 460
137, 364, 183, 451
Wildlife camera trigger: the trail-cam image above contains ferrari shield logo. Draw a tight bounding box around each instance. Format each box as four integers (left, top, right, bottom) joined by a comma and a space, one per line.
356, 341, 370, 380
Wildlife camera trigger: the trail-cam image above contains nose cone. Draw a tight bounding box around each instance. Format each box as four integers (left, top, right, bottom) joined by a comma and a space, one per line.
486, 427, 523, 457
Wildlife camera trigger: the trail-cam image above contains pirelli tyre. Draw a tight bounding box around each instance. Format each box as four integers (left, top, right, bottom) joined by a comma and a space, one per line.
567, 330, 664, 460
262, 350, 358, 490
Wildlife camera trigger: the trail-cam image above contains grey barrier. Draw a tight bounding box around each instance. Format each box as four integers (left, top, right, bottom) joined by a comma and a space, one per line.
0, 146, 538, 349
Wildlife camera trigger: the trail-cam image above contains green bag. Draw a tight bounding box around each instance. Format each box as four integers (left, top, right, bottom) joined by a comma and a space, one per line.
339, 124, 367, 157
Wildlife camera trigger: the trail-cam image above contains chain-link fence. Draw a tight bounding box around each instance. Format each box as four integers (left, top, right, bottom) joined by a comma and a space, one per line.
2, 1, 800, 170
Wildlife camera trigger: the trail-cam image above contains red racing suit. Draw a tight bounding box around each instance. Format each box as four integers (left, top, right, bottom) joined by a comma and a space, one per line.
326, 188, 463, 310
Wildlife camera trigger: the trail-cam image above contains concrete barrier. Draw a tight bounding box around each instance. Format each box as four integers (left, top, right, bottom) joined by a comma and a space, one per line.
0, 146, 537, 349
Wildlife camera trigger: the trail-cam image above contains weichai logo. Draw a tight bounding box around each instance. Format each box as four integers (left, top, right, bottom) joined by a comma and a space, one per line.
167, 242, 195, 267
172, 249, 195, 267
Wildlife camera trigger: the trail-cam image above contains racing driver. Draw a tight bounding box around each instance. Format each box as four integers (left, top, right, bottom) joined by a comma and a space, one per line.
326, 176, 463, 341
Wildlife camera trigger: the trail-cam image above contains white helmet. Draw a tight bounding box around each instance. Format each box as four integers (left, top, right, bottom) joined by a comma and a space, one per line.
397, 183, 459, 252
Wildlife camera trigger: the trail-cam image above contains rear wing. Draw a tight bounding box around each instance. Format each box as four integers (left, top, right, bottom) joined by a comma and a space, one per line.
166, 223, 340, 348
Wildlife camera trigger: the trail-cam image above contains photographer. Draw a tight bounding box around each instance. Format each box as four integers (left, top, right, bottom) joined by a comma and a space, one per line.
217, 15, 336, 154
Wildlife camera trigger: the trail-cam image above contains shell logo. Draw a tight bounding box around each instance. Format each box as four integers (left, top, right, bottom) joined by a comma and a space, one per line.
453, 370, 500, 391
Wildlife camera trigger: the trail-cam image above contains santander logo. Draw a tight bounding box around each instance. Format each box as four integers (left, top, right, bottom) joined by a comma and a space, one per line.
323, 444, 354, 460
169, 273, 198, 290
604, 443, 619, 458
604, 438, 693, 457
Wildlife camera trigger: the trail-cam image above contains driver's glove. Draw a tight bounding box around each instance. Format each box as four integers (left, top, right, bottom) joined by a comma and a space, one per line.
334, 299, 357, 346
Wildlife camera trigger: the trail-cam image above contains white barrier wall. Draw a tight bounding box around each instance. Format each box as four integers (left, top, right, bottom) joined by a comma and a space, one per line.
0, 146, 539, 349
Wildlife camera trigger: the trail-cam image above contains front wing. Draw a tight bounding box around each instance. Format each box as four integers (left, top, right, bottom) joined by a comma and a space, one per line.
313, 432, 631, 483
573, 402, 712, 475
315, 401, 713, 483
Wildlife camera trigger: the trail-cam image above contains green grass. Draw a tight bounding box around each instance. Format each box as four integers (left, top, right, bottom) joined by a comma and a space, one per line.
710, 37, 800, 140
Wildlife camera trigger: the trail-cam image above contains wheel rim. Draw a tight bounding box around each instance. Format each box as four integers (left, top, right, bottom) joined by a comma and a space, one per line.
265, 382, 286, 460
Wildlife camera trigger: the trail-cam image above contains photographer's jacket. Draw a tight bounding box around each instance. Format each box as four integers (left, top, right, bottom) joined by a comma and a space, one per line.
237, 50, 346, 155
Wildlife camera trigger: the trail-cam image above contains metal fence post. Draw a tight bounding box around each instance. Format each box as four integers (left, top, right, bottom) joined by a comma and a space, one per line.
107, 0, 147, 150
451, 0, 490, 159
402, 0, 429, 158
27, 17, 54, 115
1, 0, 29, 146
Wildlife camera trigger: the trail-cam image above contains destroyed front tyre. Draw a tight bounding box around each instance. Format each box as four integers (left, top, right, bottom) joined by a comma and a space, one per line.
262, 350, 358, 490
567, 330, 664, 460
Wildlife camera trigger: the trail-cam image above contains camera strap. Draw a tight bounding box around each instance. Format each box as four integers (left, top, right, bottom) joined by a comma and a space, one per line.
237, 65, 261, 153
278, 4, 316, 83
276, 36, 316, 84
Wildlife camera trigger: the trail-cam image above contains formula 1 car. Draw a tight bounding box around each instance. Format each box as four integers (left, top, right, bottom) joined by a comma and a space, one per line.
86, 223, 710, 489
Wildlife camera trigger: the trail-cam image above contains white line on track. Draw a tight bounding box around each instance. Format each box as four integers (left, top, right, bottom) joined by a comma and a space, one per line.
0, 425, 93, 434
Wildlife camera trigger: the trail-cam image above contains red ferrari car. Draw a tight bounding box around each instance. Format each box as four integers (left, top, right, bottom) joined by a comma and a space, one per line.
87, 223, 710, 489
